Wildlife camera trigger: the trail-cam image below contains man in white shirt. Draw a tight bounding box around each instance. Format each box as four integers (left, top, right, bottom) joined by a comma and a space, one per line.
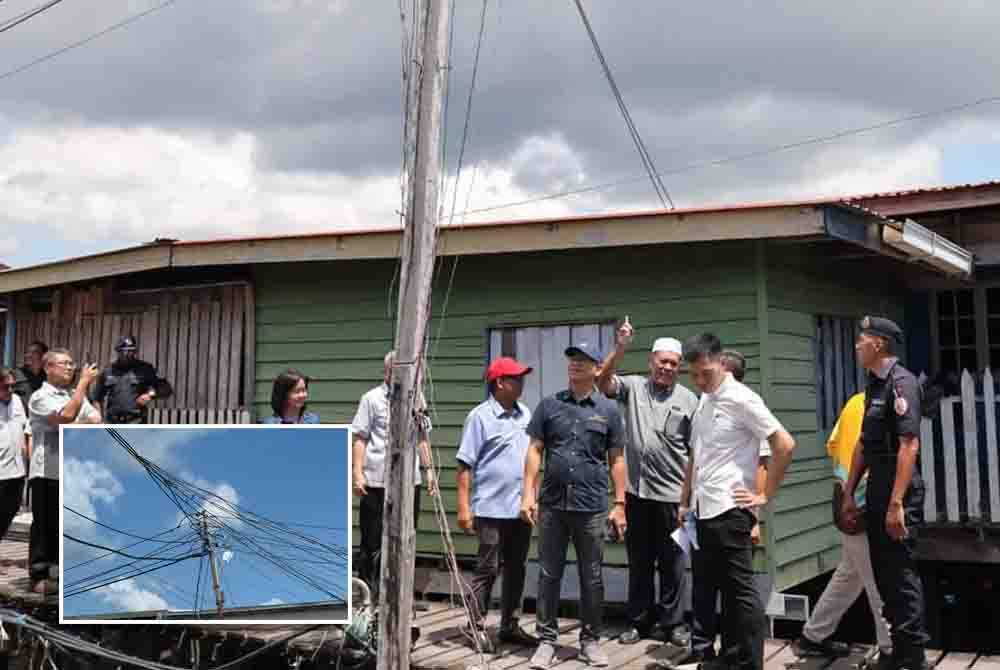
28, 348, 101, 594
679, 334, 795, 670
351, 350, 437, 600
0, 368, 29, 564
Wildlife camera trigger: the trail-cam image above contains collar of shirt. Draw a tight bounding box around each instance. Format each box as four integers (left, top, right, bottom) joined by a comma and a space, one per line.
872, 357, 899, 380
556, 388, 599, 406
40, 381, 68, 396
706, 371, 735, 399
646, 378, 675, 399
487, 395, 523, 418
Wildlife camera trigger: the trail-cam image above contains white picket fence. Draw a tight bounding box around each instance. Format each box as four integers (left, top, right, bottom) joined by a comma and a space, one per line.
920, 369, 1000, 525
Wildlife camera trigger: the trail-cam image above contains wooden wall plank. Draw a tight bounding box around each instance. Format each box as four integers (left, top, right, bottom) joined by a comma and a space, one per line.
175, 296, 190, 408
226, 287, 242, 409
243, 283, 255, 410
188, 301, 204, 408
207, 300, 222, 408
218, 287, 233, 409
141, 307, 159, 368
195, 302, 210, 408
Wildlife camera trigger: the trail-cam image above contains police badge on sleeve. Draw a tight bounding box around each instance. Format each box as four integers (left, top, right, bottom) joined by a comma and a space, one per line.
893, 381, 908, 416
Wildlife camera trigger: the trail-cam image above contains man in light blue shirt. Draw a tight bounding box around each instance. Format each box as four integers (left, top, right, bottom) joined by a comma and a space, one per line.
456, 357, 537, 651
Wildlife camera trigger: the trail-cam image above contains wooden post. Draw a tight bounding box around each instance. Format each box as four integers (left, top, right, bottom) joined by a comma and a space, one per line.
200, 512, 225, 616
377, 0, 451, 667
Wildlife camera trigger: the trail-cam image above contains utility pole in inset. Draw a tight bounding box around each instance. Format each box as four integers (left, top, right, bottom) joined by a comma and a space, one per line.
200, 511, 225, 616
377, 0, 451, 668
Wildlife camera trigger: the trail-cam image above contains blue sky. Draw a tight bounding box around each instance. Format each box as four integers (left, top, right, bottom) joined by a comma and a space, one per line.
60, 426, 349, 619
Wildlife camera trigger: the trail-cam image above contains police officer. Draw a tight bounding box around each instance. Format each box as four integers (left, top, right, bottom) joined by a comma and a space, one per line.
842, 317, 929, 670
91, 336, 173, 424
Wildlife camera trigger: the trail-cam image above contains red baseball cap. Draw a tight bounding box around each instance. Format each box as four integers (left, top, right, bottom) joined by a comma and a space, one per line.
485, 357, 533, 383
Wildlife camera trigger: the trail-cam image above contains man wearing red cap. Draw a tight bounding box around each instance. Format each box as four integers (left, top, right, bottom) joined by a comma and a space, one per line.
456, 357, 537, 651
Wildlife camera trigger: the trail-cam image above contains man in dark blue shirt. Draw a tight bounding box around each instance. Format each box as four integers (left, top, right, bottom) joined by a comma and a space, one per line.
521, 342, 627, 669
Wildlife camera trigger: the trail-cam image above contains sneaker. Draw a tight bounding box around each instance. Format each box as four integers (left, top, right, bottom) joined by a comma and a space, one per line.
460, 621, 494, 653
796, 635, 850, 657
529, 642, 557, 669
578, 639, 608, 667
619, 627, 645, 644
498, 624, 539, 646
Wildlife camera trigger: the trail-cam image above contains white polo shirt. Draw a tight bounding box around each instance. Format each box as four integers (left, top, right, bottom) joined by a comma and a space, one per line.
0, 395, 28, 480
691, 372, 782, 520
351, 383, 431, 487
28, 382, 100, 480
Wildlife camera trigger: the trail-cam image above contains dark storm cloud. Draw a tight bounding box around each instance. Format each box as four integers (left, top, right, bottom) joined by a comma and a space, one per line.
1, 0, 999, 211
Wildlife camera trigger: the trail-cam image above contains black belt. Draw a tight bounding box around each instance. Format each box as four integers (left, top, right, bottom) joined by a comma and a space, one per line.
109, 411, 144, 423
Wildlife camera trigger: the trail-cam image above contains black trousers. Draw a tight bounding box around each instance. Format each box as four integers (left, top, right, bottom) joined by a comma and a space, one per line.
625, 493, 686, 631
867, 462, 929, 669
0, 477, 23, 541
358, 485, 421, 599
29, 478, 58, 583
464, 517, 533, 628
691, 508, 765, 670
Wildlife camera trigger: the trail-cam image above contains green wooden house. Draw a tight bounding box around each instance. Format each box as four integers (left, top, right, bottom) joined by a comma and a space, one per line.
0, 195, 972, 602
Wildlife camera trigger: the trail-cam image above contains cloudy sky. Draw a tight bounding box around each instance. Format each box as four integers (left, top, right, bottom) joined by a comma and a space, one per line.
61, 425, 349, 619
2, 1, 1000, 268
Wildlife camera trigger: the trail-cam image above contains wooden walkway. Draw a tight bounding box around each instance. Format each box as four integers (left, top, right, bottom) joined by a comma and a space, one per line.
410, 600, 1000, 670
0, 538, 54, 608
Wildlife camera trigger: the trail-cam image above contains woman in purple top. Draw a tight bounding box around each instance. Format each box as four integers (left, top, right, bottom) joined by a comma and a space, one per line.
261, 369, 320, 424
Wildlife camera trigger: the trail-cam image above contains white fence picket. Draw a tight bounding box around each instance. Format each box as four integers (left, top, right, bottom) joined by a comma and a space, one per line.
920, 416, 937, 523
960, 371, 982, 521
941, 397, 961, 522
985, 368, 1000, 524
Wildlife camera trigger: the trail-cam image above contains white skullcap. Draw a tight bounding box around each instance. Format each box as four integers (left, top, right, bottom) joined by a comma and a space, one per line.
651, 337, 683, 355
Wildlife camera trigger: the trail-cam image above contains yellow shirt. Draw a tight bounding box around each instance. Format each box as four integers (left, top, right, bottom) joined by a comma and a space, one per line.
827, 392, 867, 506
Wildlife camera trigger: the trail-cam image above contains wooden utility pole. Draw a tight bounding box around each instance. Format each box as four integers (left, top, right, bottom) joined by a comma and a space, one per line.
200, 511, 225, 616
377, 0, 451, 667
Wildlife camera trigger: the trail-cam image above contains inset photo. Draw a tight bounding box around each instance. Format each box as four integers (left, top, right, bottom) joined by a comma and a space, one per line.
58, 425, 350, 624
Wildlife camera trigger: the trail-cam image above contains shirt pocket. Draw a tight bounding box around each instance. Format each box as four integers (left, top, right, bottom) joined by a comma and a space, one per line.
584, 418, 608, 454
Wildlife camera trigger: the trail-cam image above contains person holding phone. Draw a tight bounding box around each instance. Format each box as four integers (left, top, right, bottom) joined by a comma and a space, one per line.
28, 349, 101, 594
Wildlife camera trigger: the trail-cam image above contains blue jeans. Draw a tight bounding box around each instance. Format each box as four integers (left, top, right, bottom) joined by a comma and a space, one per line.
535, 506, 606, 643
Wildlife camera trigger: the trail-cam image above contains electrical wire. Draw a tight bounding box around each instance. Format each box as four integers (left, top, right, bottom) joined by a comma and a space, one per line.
0, 0, 65, 35
0, 0, 176, 84
457, 93, 1000, 218
572, 0, 673, 210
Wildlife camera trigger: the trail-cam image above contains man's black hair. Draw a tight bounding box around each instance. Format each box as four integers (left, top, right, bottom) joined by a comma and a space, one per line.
683, 333, 722, 364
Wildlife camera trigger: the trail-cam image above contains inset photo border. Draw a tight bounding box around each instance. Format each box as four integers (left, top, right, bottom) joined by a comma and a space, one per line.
57, 424, 351, 625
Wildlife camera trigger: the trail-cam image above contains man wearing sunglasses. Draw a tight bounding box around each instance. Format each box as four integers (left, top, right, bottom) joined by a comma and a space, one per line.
27, 349, 101, 595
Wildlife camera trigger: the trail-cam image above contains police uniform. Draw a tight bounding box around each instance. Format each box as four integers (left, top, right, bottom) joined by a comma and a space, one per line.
91, 336, 171, 424
859, 317, 929, 670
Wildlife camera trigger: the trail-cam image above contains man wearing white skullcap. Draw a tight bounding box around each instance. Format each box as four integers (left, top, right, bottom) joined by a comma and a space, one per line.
597, 318, 698, 647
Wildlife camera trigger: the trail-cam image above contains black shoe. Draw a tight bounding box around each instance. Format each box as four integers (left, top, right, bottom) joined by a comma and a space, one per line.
668, 624, 692, 648
796, 636, 850, 657
498, 624, 539, 647
619, 628, 645, 645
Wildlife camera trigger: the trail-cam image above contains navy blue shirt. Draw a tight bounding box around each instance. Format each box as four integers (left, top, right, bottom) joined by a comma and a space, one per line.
527, 388, 625, 513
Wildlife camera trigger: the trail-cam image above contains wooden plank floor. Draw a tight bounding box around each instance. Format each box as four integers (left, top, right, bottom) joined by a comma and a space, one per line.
409, 601, 998, 670
0, 539, 53, 607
